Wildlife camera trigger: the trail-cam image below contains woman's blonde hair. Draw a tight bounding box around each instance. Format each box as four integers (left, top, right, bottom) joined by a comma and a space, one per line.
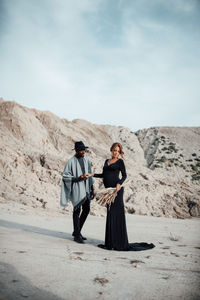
110, 142, 124, 158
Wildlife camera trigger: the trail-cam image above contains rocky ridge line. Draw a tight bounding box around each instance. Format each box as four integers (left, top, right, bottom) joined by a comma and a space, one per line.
0, 98, 200, 218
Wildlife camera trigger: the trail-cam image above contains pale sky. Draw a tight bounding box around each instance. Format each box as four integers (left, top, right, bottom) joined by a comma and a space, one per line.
0, 0, 200, 131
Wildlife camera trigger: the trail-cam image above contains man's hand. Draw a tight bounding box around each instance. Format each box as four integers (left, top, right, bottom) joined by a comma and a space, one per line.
79, 174, 88, 181
90, 185, 95, 200
90, 190, 95, 200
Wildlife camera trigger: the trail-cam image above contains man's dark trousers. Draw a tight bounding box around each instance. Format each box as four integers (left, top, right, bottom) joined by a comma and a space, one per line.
72, 198, 90, 237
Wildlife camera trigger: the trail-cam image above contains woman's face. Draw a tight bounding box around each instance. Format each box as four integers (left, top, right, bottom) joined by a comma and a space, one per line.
111, 146, 120, 159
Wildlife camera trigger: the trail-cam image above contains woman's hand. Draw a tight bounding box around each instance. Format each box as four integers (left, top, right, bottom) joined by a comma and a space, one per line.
79, 174, 93, 181
116, 183, 121, 192
86, 173, 94, 178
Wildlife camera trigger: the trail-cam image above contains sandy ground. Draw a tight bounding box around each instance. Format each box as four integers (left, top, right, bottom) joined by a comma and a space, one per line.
0, 204, 200, 300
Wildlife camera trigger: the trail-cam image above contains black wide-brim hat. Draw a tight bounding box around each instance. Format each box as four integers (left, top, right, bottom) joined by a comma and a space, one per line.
73, 141, 89, 151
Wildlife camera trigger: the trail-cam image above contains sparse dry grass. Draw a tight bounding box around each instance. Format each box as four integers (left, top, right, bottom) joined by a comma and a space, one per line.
169, 232, 180, 241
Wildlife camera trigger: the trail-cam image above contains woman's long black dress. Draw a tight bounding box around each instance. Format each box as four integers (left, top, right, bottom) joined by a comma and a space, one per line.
94, 159, 155, 251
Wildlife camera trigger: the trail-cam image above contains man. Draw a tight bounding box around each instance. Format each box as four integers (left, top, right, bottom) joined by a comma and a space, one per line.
60, 141, 94, 243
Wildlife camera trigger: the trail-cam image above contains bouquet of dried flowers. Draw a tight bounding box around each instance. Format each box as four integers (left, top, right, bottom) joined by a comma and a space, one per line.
95, 180, 131, 209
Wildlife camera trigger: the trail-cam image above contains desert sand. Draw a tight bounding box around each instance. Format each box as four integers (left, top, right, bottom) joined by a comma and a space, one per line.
0, 99, 200, 299
0, 203, 200, 300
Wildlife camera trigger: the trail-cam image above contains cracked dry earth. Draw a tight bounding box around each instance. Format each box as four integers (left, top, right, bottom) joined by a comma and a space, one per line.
0, 209, 200, 300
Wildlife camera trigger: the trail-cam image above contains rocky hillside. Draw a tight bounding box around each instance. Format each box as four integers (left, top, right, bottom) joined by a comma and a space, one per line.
0, 98, 200, 218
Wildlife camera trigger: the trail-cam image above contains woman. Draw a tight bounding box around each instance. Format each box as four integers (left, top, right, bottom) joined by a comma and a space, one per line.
89, 142, 155, 251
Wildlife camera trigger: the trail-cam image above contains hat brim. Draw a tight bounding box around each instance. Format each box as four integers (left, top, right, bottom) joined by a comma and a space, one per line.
72, 146, 89, 150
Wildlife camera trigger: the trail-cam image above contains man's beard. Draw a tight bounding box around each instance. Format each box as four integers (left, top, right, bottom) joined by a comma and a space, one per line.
76, 151, 84, 158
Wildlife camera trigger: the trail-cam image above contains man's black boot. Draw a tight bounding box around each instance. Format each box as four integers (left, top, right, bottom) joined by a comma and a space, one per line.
80, 233, 87, 240
72, 232, 87, 240
74, 235, 84, 244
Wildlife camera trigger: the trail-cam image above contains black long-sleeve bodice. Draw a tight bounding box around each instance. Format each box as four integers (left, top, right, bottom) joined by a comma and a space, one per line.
94, 159, 127, 188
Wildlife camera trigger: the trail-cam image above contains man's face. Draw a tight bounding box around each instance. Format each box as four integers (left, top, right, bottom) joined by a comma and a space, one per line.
76, 149, 85, 158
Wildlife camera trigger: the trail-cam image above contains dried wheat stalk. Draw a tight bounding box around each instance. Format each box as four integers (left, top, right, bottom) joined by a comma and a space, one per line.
95, 180, 131, 209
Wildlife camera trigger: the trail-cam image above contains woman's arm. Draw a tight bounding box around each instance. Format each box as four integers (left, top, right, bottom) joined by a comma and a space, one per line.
93, 173, 104, 178
87, 160, 106, 178
118, 159, 127, 185
85, 173, 103, 178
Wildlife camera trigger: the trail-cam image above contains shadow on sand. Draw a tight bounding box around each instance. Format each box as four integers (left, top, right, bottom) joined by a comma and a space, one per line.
0, 261, 64, 300
0, 219, 102, 246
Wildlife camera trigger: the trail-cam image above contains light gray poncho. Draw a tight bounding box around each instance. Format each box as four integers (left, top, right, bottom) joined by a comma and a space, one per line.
60, 155, 94, 208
